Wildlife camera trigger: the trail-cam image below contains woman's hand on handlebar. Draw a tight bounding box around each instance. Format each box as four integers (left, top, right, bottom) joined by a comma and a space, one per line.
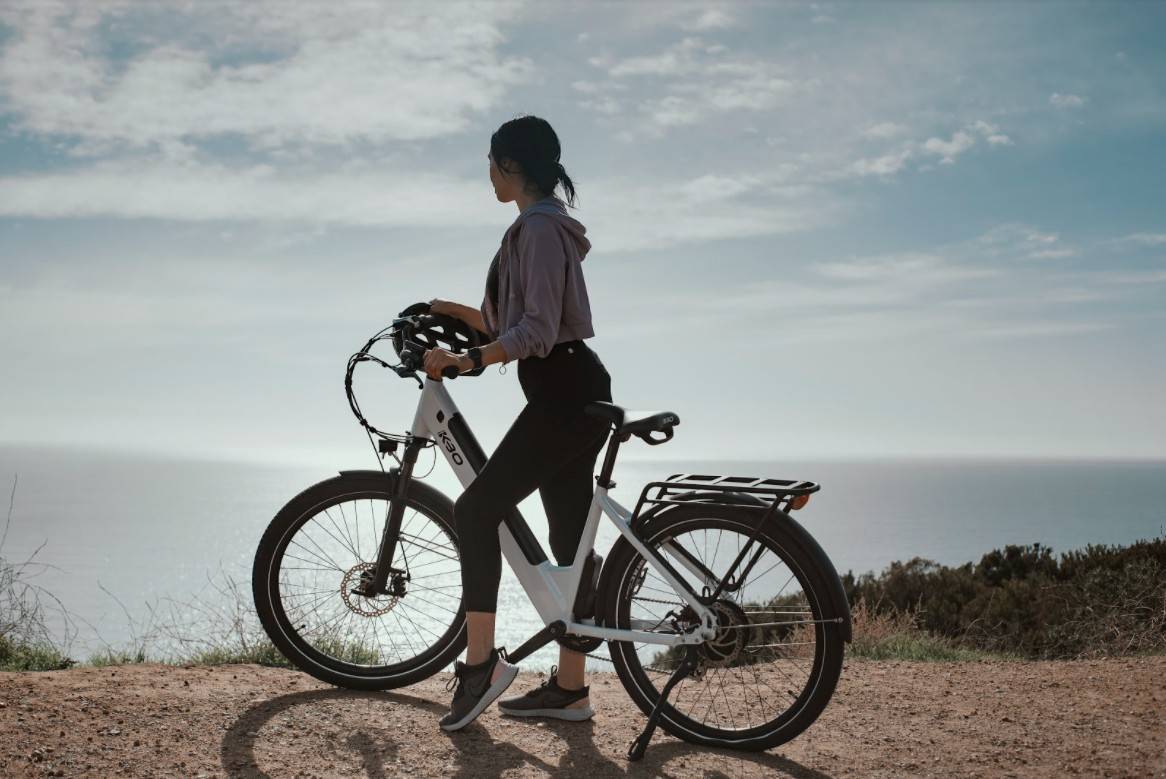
422, 347, 466, 380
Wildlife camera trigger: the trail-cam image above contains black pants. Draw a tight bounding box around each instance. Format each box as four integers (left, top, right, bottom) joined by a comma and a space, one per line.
454, 339, 613, 613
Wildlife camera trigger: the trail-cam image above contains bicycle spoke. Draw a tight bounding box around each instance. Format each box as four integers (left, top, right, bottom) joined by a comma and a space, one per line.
273, 494, 463, 671
621, 516, 827, 735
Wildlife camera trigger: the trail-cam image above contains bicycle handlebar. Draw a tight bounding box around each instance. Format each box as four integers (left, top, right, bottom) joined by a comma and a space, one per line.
397, 341, 461, 381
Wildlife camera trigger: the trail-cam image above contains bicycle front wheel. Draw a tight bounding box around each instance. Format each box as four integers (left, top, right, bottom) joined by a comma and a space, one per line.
252, 471, 465, 690
602, 502, 846, 751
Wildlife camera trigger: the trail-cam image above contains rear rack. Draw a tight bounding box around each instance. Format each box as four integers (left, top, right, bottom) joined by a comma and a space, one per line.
629, 472, 820, 523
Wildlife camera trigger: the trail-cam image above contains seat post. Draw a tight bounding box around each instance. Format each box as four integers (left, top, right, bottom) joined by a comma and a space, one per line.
595, 431, 628, 489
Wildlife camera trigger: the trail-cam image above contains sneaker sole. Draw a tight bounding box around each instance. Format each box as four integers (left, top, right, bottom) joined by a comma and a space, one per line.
498, 705, 595, 721
439, 661, 520, 732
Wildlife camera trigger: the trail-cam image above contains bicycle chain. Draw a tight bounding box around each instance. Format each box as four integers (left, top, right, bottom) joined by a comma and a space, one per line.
630, 595, 684, 606
584, 594, 696, 672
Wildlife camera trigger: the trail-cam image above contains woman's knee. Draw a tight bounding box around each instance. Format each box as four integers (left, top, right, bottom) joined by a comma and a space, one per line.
454, 483, 501, 540
453, 488, 478, 539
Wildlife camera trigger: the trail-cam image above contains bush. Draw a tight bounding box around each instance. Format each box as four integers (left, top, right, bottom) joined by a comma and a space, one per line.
842, 537, 1166, 659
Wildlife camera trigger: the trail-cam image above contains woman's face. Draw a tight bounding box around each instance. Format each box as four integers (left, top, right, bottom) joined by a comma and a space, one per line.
488, 151, 522, 203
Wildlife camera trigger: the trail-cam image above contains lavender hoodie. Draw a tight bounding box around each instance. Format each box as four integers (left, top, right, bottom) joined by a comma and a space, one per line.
480, 195, 595, 361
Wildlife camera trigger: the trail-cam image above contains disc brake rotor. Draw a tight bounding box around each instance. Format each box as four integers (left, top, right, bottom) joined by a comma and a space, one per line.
340, 562, 399, 617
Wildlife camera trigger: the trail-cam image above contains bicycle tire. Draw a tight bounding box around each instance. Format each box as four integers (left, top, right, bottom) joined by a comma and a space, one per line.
601, 502, 846, 751
252, 470, 466, 690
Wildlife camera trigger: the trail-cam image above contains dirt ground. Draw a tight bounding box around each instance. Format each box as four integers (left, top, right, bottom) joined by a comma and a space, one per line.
1, 656, 1163, 778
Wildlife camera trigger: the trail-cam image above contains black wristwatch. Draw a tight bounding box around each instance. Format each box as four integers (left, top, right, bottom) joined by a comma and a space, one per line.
467, 346, 483, 371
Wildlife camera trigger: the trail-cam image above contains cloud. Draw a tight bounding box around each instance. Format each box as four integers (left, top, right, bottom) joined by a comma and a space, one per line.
589, 36, 796, 136
860, 121, 909, 140
976, 223, 1066, 259
1049, 92, 1086, 109
973, 321, 1113, 338
1117, 232, 1166, 247
624, 222, 1149, 346
0, 160, 834, 253
0, 159, 502, 226
1027, 248, 1078, 260
814, 252, 1000, 284
922, 130, 976, 164
970, 119, 1013, 146
1096, 269, 1166, 284
681, 8, 738, 31
0, 1, 532, 153
848, 119, 1010, 177
848, 147, 913, 177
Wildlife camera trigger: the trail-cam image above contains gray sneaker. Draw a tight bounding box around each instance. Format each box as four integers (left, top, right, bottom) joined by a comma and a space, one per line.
439, 648, 519, 732
498, 665, 594, 721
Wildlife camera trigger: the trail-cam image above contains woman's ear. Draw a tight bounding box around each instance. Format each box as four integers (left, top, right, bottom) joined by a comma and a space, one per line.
499, 157, 522, 178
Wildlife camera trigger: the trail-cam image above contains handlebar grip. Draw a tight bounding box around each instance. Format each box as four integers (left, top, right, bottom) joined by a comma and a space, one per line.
441, 364, 459, 380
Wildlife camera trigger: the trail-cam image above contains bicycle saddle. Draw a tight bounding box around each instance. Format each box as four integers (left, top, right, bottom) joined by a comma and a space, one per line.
584, 401, 679, 444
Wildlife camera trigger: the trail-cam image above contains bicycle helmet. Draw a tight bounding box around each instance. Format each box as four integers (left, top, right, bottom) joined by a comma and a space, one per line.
391, 301, 489, 377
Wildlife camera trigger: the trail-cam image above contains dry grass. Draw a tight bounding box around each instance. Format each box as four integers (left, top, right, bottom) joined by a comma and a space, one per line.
0, 474, 76, 670
848, 598, 1005, 661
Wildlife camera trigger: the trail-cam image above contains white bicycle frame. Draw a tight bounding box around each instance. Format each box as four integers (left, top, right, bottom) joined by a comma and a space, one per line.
407, 375, 717, 647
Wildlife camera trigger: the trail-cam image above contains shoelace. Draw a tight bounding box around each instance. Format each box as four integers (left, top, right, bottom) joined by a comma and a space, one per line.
444, 663, 466, 696
445, 654, 495, 698
539, 665, 560, 690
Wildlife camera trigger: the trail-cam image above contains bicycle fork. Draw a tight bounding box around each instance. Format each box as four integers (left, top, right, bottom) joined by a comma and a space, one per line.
358, 438, 428, 598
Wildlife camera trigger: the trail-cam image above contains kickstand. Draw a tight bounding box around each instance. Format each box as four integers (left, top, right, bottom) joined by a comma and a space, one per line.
627, 647, 700, 762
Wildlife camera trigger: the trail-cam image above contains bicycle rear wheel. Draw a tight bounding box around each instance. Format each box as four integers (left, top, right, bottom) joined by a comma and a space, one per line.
602, 502, 846, 751
252, 471, 465, 690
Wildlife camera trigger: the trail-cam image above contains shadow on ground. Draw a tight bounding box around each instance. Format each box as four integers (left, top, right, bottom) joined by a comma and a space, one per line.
221, 688, 831, 778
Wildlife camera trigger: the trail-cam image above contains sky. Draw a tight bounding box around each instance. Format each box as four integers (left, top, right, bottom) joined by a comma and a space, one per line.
1, 0, 1164, 469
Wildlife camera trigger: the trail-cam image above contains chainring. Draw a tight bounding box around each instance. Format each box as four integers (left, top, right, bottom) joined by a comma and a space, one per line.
556, 632, 604, 653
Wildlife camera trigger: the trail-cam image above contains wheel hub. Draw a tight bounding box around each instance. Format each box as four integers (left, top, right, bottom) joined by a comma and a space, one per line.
340, 563, 400, 617
697, 599, 751, 667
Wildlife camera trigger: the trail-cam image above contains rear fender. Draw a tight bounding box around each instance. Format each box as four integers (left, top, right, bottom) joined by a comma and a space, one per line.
597, 490, 852, 642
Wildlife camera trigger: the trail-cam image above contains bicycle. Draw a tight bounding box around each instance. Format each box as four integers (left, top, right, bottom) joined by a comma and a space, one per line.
252, 303, 853, 760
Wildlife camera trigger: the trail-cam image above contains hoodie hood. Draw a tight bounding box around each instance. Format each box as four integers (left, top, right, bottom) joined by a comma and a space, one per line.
507, 195, 591, 261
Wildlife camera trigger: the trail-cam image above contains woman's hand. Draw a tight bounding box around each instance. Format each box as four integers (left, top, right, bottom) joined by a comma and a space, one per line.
429, 298, 456, 317
422, 347, 467, 380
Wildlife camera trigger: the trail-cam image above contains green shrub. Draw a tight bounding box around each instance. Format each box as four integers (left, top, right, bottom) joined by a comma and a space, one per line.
0, 633, 74, 671
843, 537, 1166, 659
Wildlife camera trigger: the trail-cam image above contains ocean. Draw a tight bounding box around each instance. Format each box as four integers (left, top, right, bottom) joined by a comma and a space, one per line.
2, 443, 1163, 672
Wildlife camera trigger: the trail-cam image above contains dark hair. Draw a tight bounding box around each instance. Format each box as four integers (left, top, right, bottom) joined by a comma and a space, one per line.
490, 114, 578, 208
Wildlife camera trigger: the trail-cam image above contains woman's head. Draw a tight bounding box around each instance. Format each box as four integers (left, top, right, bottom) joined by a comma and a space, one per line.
488, 114, 577, 207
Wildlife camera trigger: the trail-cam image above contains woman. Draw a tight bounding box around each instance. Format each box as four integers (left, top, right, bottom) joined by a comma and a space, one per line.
421, 115, 613, 732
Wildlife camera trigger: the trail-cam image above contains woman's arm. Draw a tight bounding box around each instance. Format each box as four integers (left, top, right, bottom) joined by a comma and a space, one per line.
494, 215, 566, 361
429, 298, 487, 334
424, 339, 511, 380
